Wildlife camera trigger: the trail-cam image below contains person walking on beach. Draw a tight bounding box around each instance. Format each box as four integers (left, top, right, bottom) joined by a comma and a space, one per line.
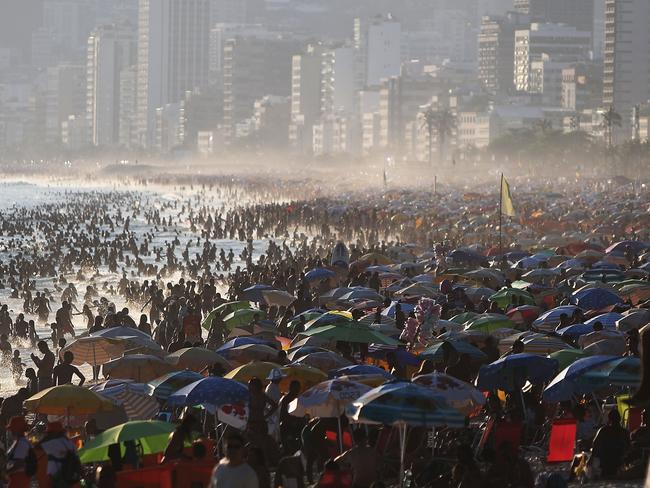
31, 341, 55, 391
55, 302, 75, 338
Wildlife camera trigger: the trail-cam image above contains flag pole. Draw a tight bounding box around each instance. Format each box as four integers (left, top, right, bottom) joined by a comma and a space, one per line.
499, 173, 503, 258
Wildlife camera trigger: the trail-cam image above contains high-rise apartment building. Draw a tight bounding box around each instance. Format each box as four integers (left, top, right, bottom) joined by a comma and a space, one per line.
478, 11, 529, 95
603, 0, 650, 119
514, 23, 591, 93
289, 44, 324, 153
45, 64, 85, 144
136, 0, 211, 147
321, 46, 357, 116
86, 23, 137, 146
222, 35, 299, 143
354, 16, 401, 88
514, 0, 595, 34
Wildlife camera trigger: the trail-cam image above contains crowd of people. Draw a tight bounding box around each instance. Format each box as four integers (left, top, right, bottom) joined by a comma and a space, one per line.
0, 174, 647, 488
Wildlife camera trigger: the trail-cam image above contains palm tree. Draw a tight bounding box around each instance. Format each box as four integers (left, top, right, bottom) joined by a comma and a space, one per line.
421, 105, 456, 166
600, 105, 622, 149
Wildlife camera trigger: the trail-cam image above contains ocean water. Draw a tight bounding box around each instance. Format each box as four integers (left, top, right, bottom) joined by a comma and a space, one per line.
0, 180, 268, 396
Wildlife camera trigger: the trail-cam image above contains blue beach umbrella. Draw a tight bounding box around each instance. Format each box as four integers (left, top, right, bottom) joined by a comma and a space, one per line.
167, 376, 249, 408
556, 323, 593, 338
420, 340, 488, 363
145, 370, 204, 401
329, 364, 393, 379
570, 288, 622, 311
216, 337, 270, 352
243, 284, 275, 302
476, 353, 558, 392
542, 355, 621, 402
305, 267, 337, 282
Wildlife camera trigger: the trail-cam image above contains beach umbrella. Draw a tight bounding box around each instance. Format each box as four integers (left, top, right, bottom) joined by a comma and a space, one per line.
59, 336, 125, 367
339, 289, 384, 302
201, 301, 252, 330
217, 337, 271, 352
289, 336, 334, 349
336, 374, 389, 387
287, 310, 327, 330
556, 323, 593, 338
605, 240, 648, 254
420, 340, 488, 363
533, 306, 582, 331
167, 376, 249, 409
243, 284, 275, 302
262, 290, 297, 307
103, 354, 177, 383
543, 355, 626, 402
584, 313, 623, 329
96, 383, 159, 420
279, 364, 327, 393
221, 344, 280, 365
506, 305, 541, 325
618, 284, 650, 305
581, 356, 640, 386
464, 287, 498, 303
464, 314, 514, 333
305, 267, 337, 282
92, 327, 150, 340
583, 338, 627, 356
346, 382, 464, 487
224, 361, 282, 384
381, 302, 416, 318
412, 373, 486, 415
450, 312, 478, 324
616, 309, 650, 332
300, 323, 401, 346
108, 335, 165, 356
145, 370, 204, 401
330, 364, 393, 379
79, 420, 175, 464
489, 288, 535, 308
548, 349, 590, 371
570, 288, 622, 311
464, 269, 504, 288
286, 346, 330, 362
222, 308, 267, 329
393, 283, 439, 299
294, 351, 353, 371
304, 311, 354, 330
520, 335, 574, 355
25, 385, 117, 416
476, 353, 558, 392
521, 269, 560, 284
289, 379, 372, 418
166, 347, 231, 372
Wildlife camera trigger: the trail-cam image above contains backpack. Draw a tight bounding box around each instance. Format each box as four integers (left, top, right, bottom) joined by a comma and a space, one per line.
24, 447, 38, 477
60, 449, 82, 484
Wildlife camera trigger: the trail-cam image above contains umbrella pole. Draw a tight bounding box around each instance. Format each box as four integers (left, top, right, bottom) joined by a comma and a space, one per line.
399, 423, 407, 488
337, 416, 343, 454
92, 343, 97, 380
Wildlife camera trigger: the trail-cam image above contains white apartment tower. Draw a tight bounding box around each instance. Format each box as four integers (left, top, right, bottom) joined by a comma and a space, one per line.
514, 23, 591, 93
136, 0, 210, 147
289, 44, 324, 153
603, 0, 650, 119
354, 16, 401, 88
86, 23, 137, 146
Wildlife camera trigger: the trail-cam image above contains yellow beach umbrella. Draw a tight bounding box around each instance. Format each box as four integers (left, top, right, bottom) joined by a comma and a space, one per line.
25, 385, 116, 416
224, 361, 282, 384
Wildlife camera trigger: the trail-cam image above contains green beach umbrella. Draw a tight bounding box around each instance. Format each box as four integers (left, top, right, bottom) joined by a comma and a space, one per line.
450, 312, 478, 324
202, 301, 252, 330
548, 349, 590, 371
464, 314, 513, 333
79, 420, 177, 463
222, 308, 267, 329
489, 288, 535, 308
301, 322, 401, 346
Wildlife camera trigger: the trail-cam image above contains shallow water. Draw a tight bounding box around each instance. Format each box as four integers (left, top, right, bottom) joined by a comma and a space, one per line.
0, 180, 272, 396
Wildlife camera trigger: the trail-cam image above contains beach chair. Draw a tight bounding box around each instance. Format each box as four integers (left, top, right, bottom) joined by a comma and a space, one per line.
325, 429, 353, 457
546, 418, 577, 463
493, 420, 523, 461
617, 394, 643, 431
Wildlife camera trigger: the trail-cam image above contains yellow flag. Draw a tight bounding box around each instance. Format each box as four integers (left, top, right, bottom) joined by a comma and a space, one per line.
500, 174, 515, 217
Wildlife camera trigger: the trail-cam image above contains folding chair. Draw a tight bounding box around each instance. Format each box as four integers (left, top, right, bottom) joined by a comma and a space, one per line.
546, 418, 577, 463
